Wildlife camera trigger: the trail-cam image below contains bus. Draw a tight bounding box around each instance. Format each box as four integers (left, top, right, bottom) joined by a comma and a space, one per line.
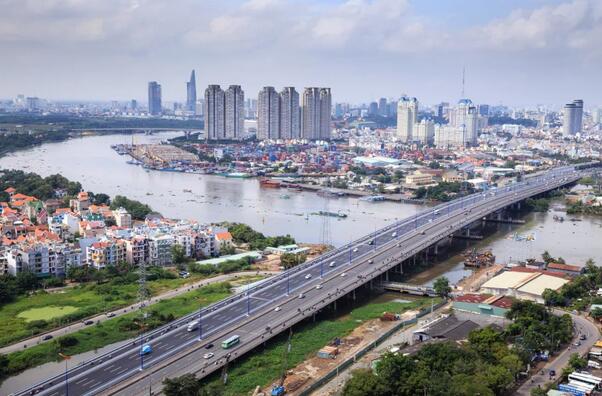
221, 335, 240, 349
568, 372, 602, 389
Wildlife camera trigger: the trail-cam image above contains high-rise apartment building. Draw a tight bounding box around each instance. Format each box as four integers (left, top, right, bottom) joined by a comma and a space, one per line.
301, 87, 331, 140
225, 85, 244, 140
563, 99, 584, 135
279, 87, 300, 139
414, 119, 435, 145
186, 70, 197, 113
396, 96, 418, 142
257, 86, 280, 140
148, 81, 162, 115
204, 85, 225, 140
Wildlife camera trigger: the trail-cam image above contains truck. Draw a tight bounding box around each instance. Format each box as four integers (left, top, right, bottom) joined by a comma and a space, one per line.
271, 385, 285, 396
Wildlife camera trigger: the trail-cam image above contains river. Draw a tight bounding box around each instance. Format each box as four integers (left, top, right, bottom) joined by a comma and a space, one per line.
1, 132, 602, 394
1, 132, 601, 279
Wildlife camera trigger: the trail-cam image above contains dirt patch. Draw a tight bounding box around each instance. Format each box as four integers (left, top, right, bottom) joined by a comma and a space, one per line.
260, 315, 405, 396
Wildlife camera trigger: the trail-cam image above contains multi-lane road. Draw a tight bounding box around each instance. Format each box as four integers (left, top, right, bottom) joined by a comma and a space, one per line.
16, 165, 593, 396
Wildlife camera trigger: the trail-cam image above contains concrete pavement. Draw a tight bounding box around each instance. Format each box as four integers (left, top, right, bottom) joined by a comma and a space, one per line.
0, 271, 276, 355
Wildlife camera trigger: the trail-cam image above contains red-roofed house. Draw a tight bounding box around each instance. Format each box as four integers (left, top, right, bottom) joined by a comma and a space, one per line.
215, 231, 233, 251
547, 262, 583, 276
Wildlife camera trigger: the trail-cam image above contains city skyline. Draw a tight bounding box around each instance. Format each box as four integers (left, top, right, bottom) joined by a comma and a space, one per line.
1, 0, 601, 106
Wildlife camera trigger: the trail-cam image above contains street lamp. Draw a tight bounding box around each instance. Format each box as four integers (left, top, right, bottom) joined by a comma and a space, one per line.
58, 352, 70, 396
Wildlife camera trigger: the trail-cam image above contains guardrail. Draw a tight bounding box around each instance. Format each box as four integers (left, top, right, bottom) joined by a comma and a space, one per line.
15, 165, 588, 396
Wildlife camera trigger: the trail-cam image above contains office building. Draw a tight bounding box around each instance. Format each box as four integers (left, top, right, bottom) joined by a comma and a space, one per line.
396, 96, 418, 142
301, 87, 332, 140
279, 87, 300, 139
204, 85, 225, 140
225, 85, 244, 140
186, 70, 197, 113
478, 104, 489, 116
369, 101, 378, 115
130, 99, 137, 111
257, 86, 280, 140
593, 108, 602, 125
148, 81, 162, 115
563, 99, 584, 135
378, 97, 388, 116
450, 99, 479, 146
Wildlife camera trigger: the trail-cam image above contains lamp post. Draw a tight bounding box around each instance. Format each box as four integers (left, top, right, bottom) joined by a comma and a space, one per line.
59, 353, 70, 396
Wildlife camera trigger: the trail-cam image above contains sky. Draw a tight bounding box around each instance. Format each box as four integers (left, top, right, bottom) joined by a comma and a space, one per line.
0, 0, 601, 107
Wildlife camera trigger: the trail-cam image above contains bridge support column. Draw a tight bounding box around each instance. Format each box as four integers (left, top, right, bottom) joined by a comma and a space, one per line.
353, 289, 356, 301
413, 255, 416, 265
385, 271, 389, 282
517, 202, 521, 210
434, 244, 439, 255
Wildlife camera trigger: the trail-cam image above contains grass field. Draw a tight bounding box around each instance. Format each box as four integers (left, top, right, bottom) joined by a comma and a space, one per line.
17, 306, 79, 322
0, 273, 208, 347
1, 282, 234, 383
204, 296, 438, 395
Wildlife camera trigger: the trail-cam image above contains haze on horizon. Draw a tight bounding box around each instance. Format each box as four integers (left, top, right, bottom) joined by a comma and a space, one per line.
1, 0, 601, 107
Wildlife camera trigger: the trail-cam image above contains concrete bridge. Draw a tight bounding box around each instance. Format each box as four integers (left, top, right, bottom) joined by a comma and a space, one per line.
17, 163, 599, 396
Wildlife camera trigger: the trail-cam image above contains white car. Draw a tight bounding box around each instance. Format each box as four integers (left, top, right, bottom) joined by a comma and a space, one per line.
391, 232, 397, 237
203, 353, 214, 359
329, 261, 336, 267
368, 259, 374, 264
340, 272, 347, 277
316, 284, 322, 290
298, 293, 305, 299
353, 248, 358, 253
305, 274, 312, 280
274, 306, 281, 312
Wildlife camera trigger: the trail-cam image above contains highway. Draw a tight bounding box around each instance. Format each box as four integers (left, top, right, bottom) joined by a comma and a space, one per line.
15, 164, 592, 396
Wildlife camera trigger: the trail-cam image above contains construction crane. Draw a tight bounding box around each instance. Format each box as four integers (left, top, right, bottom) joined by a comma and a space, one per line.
271, 328, 293, 396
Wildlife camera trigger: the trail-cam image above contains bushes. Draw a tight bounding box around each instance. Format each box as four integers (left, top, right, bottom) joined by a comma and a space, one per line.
227, 223, 295, 250
110, 195, 153, 220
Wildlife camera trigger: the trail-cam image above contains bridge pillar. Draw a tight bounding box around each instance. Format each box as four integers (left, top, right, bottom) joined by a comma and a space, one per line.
517, 202, 521, 210
413, 255, 416, 265
353, 289, 356, 301
434, 244, 439, 255
334, 300, 337, 311
385, 270, 389, 282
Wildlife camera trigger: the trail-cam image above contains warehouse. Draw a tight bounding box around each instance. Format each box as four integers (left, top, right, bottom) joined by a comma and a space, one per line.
479, 270, 569, 304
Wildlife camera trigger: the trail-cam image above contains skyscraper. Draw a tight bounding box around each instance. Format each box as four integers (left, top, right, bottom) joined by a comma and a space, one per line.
414, 119, 435, 145
257, 87, 280, 140
279, 87, 300, 139
378, 98, 388, 116
225, 85, 244, 140
301, 87, 332, 140
318, 88, 332, 140
204, 85, 225, 140
396, 96, 418, 142
368, 102, 378, 115
563, 99, 584, 135
465, 106, 479, 146
148, 81, 162, 115
186, 70, 197, 113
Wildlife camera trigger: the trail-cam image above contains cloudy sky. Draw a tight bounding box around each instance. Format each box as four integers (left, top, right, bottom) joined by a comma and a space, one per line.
1, 0, 600, 107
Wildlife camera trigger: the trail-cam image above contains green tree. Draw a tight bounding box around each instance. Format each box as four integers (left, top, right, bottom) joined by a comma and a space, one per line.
171, 244, 187, 265
163, 374, 200, 396
433, 276, 452, 298
280, 253, 307, 269
591, 307, 602, 320
342, 369, 388, 396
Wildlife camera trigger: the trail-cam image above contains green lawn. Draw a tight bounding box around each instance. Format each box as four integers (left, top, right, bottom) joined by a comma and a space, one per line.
0, 273, 208, 347
1, 282, 234, 382
17, 306, 79, 322
205, 297, 438, 395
